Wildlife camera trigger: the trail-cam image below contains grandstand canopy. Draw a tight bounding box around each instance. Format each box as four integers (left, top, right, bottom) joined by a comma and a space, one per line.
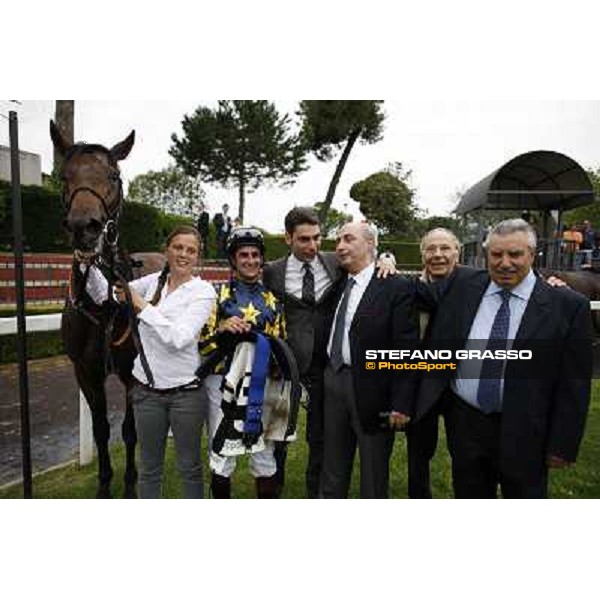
455, 150, 596, 215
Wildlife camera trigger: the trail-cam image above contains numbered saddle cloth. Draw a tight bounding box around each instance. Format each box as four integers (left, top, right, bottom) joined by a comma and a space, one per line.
212, 336, 305, 457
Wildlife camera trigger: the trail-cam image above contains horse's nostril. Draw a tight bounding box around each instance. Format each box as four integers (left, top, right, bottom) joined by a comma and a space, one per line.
87, 219, 104, 236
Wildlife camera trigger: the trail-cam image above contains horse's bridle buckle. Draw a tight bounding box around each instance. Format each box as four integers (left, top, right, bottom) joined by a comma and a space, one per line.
103, 219, 119, 247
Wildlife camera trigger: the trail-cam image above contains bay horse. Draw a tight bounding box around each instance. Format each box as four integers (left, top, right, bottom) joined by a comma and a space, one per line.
50, 120, 164, 498
539, 268, 600, 334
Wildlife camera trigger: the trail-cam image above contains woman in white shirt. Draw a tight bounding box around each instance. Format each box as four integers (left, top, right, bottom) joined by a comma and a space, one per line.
115, 225, 216, 498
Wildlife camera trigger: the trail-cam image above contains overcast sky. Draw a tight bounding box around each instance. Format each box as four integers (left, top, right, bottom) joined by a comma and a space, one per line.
2, 99, 599, 233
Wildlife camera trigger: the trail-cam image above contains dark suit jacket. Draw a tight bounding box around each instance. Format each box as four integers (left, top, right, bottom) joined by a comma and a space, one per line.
263, 252, 342, 375
197, 212, 209, 237
324, 272, 419, 433
416, 267, 592, 478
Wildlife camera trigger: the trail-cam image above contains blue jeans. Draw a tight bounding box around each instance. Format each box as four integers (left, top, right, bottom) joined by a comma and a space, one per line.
132, 385, 207, 499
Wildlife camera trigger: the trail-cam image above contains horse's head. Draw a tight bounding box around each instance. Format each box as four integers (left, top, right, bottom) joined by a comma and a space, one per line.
50, 120, 135, 261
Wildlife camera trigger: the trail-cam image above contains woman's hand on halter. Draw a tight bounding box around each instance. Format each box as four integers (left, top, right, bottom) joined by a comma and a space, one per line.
114, 283, 148, 314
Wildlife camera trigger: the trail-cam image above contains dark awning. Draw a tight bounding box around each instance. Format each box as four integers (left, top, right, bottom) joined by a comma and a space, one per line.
454, 150, 596, 215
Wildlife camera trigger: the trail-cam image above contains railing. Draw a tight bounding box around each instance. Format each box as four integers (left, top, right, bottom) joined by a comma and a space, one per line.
0, 253, 230, 305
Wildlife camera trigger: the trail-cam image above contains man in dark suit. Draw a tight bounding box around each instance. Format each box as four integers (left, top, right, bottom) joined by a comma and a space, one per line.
197, 209, 210, 257
406, 227, 461, 498
321, 222, 418, 498
263, 207, 345, 498
416, 218, 592, 498
213, 203, 232, 259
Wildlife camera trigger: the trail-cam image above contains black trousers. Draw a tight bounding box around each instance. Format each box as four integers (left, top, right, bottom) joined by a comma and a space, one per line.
405, 396, 447, 499
273, 361, 325, 498
406, 391, 457, 498
303, 363, 326, 498
444, 390, 548, 499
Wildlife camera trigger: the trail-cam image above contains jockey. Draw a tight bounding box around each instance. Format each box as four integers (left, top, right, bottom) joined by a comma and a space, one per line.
199, 227, 298, 499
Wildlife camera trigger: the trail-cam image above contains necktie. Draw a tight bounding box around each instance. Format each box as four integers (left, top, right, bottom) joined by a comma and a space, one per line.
476, 289, 511, 414
330, 278, 356, 371
302, 262, 315, 305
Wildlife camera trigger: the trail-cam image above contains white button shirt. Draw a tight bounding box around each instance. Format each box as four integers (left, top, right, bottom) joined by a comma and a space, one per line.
327, 262, 375, 367
130, 272, 216, 389
285, 253, 333, 301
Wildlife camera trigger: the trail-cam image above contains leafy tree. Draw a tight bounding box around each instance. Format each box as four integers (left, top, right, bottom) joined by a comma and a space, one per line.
413, 214, 465, 240
298, 100, 385, 224
349, 162, 418, 238
313, 201, 352, 238
563, 167, 600, 227
127, 165, 206, 218
170, 101, 306, 222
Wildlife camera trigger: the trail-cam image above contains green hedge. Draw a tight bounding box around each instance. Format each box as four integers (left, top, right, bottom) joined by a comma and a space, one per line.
0, 181, 69, 251
0, 183, 196, 254
378, 239, 422, 267
261, 235, 421, 266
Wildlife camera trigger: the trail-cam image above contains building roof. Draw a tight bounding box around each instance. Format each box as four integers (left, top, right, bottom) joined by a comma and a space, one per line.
455, 150, 596, 215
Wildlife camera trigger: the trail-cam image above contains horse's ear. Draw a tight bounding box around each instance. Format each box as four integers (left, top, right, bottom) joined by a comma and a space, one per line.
50, 119, 69, 156
109, 130, 135, 162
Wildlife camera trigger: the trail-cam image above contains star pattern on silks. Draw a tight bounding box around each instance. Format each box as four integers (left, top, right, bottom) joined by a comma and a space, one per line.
239, 302, 261, 325
262, 290, 278, 311
200, 279, 286, 347
199, 278, 287, 374
219, 284, 231, 303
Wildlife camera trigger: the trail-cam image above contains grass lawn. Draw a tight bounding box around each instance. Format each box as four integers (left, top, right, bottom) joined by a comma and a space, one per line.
2, 384, 599, 499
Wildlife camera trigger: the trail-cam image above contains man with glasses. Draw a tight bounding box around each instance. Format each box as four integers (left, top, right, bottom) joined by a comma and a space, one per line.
406, 228, 461, 498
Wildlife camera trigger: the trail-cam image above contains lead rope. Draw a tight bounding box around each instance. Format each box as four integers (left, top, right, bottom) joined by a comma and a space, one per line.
112, 271, 155, 387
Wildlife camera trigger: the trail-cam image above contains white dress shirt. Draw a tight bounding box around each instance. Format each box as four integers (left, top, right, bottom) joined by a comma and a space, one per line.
452, 269, 536, 408
327, 262, 375, 367
285, 253, 333, 301
130, 272, 216, 389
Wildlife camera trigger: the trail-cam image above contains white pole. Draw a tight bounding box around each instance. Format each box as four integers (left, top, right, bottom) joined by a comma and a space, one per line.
79, 390, 94, 466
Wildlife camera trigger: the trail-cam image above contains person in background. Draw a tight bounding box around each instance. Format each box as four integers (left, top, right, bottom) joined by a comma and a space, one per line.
197, 209, 210, 259
213, 203, 232, 259
580, 220, 596, 267
562, 224, 583, 268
